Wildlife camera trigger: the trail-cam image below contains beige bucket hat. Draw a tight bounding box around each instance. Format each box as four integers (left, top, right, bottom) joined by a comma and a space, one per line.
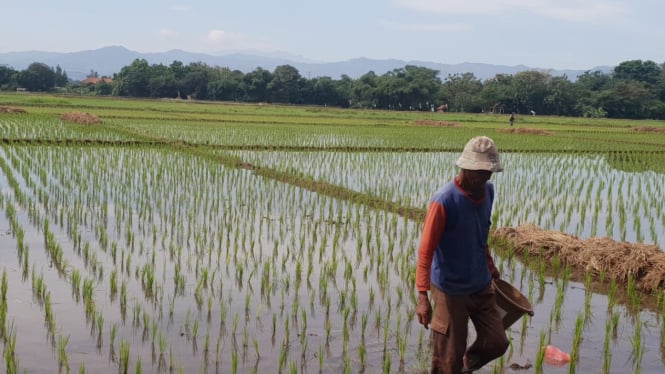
455, 136, 503, 172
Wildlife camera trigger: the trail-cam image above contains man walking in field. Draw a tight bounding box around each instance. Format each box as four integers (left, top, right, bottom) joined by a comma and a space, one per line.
415, 136, 508, 373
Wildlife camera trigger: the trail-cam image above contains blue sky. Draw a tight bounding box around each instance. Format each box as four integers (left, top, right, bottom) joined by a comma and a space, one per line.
2, 0, 663, 70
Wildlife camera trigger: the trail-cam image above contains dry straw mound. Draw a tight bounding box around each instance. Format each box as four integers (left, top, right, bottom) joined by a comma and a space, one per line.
632, 126, 665, 133
498, 128, 554, 135
413, 119, 461, 127
60, 112, 101, 125
0, 105, 27, 113
493, 224, 665, 293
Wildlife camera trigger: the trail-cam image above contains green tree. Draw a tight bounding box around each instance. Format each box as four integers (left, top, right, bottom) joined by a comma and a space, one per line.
268, 65, 303, 103
479, 74, 515, 113
349, 71, 378, 108
400, 65, 441, 110
334, 75, 354, 108
543, 76, 576, 116
54, 65, 68, 87
511, 70, 550, 114
181, 62, 212, 99
305, 76, 345, 106
241, 67, 272, 102
18, 62, 56, 91
94, 80, 113, 95
439, 73, 482, 112
0, 66, 18, 90
613, 60, 662, 86
113, 59, 150, 97
573, 70, 611, 117
600, 80, 654, 119
207, 68, 244, 101
147, 64, 179, 98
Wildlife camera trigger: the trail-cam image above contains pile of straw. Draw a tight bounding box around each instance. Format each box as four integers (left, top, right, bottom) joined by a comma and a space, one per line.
413, 119, 461, 127
498, 128, 554, 136
60, 112, 101, 125
0, 105, 27, 113
632, 126, 665, 133
492, 224, 665, 293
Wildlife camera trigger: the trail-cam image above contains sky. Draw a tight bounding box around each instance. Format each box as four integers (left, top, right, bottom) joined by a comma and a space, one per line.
1, 0, 664, 70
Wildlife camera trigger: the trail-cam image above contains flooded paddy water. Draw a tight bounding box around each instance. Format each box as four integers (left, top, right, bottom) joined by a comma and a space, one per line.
0, 120, 664, 372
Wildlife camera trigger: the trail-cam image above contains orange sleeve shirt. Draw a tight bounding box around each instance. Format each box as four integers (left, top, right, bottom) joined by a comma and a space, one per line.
416, 201, 446, 292
416, 202, 500, 293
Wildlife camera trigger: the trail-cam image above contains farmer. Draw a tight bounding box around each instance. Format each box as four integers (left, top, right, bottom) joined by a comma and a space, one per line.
509, 113, 515, 126
415, 136, 508, 373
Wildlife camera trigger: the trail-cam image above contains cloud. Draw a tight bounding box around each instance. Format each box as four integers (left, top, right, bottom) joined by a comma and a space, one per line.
381, 20, 471, 33
207, 29, 246, 43
392, 0, 502, 14
206, 29, 273, 51
534, 3, 625, 23
169, 5, 191, 12
393, 0, 627, 23
159, 28, 179, 38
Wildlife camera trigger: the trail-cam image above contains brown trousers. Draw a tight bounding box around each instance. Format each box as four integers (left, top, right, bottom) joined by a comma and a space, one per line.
429, 284, 509, 374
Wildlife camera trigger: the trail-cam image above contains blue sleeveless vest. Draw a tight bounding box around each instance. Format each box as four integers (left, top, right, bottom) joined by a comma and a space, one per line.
430, 181, 494, 295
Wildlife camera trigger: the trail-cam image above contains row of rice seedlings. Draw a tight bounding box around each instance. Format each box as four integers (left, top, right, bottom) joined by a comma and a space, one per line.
113, 117, 421, 149
8, 145, 314, 370
0, 270, 8, 347
602, 310, 615, 374
228, 150, 456, 208
569, 313, 584, 372
4, 140, 664, 372
228, 144, 665, 374
0, 118, 131, 141
231, 150, 665, 247
4, 144, 426, 372
1, 204, 27, 373
0, 165, 87, 372
0, 147, 167, 370
630, 314, 645, 373
3, 322, 18, 374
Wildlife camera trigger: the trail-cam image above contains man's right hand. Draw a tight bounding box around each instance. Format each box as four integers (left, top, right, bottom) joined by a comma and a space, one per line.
416, 292, 432, 329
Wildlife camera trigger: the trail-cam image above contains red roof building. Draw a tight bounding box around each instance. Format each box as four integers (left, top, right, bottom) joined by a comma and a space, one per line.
81, 77, 113, 85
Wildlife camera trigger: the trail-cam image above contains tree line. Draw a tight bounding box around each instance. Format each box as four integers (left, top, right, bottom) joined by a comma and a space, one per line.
2, 59, 665, 119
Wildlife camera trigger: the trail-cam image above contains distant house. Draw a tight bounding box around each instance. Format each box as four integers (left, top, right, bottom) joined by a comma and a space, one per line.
80, 77, 113, 85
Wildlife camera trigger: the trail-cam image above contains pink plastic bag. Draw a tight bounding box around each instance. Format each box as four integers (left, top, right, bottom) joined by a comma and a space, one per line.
544, 345, 571, 366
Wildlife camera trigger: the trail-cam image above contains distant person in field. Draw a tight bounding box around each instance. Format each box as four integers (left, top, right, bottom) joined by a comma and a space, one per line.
509, 113, 515, 127
415, 136, 508, 373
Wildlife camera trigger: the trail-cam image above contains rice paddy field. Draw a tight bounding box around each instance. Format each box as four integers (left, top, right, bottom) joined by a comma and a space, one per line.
0, 92, 664, 373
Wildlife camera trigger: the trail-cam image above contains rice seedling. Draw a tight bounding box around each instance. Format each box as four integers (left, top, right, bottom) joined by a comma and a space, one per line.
570, 312, 584, 372
602, 313, 613, 374
44, 291, 56, 340
109, 270, 118, 301
383, 352, 391, 374
630, 315, 644, 373
119, 341, 131, 374
0, 270, 7, 340
120, 282, 127, 321
192, 319, 199, 340
96, 313, 104, 349
627, 273, 641, 309
278, 339, 287, 372
135, 358, 142, 374
534, 329, 546, 373
70, 269, 81, 300
57, 334, 70, 373
4, 322, 18, 374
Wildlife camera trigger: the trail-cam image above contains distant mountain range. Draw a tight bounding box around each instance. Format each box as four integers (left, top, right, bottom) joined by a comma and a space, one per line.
0, 45, 612, 82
